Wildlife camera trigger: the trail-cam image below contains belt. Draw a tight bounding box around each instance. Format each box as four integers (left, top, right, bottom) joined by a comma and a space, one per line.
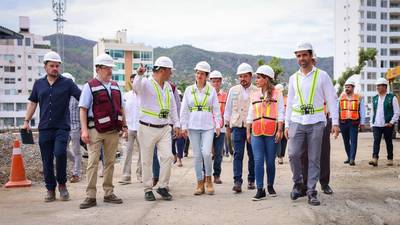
139, 120, 168, 128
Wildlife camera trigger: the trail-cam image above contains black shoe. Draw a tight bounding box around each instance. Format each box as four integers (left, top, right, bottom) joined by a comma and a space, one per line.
344, 160, 350, 164
44, 190, 56, 202
58, 184, 70, 201
267, 185, 277, 197
144, 191, 156, 201
232, 182, 242, 193
290, 183, 306, 200
321, 185, 333, 195
349, 160, 356, 166
104, 194, 123, 204
79, 198, 97, 209
247, 181, 256, 190
156, 188, 173, 201
252, 188, 266, 201
308, 192, 321, 206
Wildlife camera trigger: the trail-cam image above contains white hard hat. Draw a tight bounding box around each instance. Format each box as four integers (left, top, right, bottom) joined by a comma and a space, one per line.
236, 63, 253, 75
209, 70, 223, 79
154, 56, 175, 69
275, 84, 284, 91
177, 89, 182, 96
294, 41, 314, 53
256, 65, 275, 79
94, 53, 115, 67
43, 51, 62, 64
62, 72, 75, 83
194, 61, 211, 73
376, 78, 388, 86
312, 52, 317, 62
344, 79, 355, 86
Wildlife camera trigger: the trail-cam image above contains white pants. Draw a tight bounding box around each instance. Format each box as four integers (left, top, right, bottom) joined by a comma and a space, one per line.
67, 129, 82, 176
121, 130, 142, 179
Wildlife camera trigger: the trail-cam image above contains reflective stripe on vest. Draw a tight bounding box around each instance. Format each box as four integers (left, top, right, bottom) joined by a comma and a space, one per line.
189, 84, 211, 112
251, 89, 279, 136
339, 93, 360, 120
141, 79, 171, 118
292, 69, 324, 115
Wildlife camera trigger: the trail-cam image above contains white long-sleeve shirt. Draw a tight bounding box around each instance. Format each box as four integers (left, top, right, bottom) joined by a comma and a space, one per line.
123, 91, 140, 131
371, 93, 400, 127
285, 66, 339, 127
132, 75, 180, 128
246, 90, 285, 124
180, 83, 222, 130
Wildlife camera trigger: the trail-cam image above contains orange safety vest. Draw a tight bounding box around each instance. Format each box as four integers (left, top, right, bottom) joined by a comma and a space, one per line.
339, 93, 360, 120
251, 89, 279, 136
217, 91, 227, 127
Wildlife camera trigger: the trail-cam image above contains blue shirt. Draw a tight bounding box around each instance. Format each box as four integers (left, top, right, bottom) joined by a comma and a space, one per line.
29, 75, 81, 131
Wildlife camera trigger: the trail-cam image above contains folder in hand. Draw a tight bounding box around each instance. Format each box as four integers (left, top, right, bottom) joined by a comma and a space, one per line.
20, 129, 34, 144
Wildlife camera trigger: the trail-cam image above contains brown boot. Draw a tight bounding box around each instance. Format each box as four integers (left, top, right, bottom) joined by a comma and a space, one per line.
368, 158, 378, 167
214, 176, 222, 184
205, 176, 215, 195
194, 180, 205, 195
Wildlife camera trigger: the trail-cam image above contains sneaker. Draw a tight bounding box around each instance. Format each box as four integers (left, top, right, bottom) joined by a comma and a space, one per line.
70, 175, 80, 183
79, 198, 97, 209
104, 194, 123, 204
267, 186, 277, 197
58, 184, 70, 201
232, 182, 242, 193
308, 192, 321, 206
247, 181, 256, 190
387, 160, 394, 166
144, 191, 156, 201
44, 190, 56, 202
344, 160, 350, 164
252, 188, 266, 201
156, 188, 173, 201
290, 183, 306, 200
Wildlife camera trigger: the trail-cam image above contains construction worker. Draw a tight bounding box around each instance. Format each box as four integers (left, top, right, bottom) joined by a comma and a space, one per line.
339, 79, 366, 166
79, 53, 127, 209
62, 72, 82, 183
119, 73, 142, 184
209, 70, 228, 184
285, 42, 339, 206
275, 83, 287, 164
23, 51, 81, 202
225, 63, 258, 193
369, 78, 399, 166
133, 56, 180, 201
180, 61, 222, 195
246, 65, 284, 201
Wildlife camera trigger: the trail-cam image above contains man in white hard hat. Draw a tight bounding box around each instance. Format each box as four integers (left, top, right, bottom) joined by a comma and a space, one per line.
79, 53, 128, 209
224, 63, 258, 193
285, 42, 339, 206
133, 56, 180, 201
62, 73, 83, 183
369, 78, 399, 166
23, 51, 81, 202
338, 79, 366, 166
209, 70, 228, 184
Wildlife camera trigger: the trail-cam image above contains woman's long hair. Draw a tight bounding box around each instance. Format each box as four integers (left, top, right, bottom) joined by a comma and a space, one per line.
263, 76, 275, 103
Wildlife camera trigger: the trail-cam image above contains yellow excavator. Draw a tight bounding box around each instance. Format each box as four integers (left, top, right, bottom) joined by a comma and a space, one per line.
386, 67, 400, 138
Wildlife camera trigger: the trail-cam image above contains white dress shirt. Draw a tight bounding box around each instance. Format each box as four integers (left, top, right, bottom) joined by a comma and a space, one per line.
132, 75, 180, 128
180, 82, 222, 130
123, 91, 140, 131
371, 93, 400, 127
224, 85, 252, 122
285, 66, 339, 127
246, 90, 285, 124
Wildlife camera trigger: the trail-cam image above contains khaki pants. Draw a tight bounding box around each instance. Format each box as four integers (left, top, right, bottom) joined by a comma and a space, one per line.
138, 124, 173, 192
121, 130, 142, 179
86, 129, 119, 198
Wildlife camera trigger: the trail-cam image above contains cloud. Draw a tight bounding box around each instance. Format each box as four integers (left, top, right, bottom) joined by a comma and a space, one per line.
0, 0, 334, 57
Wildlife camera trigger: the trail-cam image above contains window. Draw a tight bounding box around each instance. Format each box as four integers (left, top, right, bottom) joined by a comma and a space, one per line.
16, 118, 25, 127
381, 48, 387, 55
381, 36, 387, 43
367, 0, 376, 7
140, 51, 152, 61
133, 51, 140, 59
25, 38, 31, 46
380, 60, 388, 68
367, 84, 376, 92
381, 24, 387, 32
17, 39, 23, 46
16, 103, 27, 111
360, 35, 365, 43
2, 103, 14, 111
28, 78, 32, 82
38, 56, 44, 63
108, 50, 124, 59
4, 78, 16, 84
367, 35, 376, 43
28, 66, 32, 70
367, 72, 377, 79
381, 0, 387, 8
3, 54, 15, 61
111, 74, 124, 81
367, 23, 376, 31
368, 96, 372, 104
17, 66, 21, 70
133, 63, 140, 70
114, 63, 124, 70
1, 118, 14, 127
367, 60, 377, 67
381, 72, 386, 78
367, 11, 376, 19
17, 78, 21, 81
381, 12, 387, 20
361, 84, 365, 91
4, 66, 16, 72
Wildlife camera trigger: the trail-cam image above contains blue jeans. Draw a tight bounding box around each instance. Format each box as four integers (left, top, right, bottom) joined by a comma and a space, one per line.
172, 137, 185, 159
213, 132, 225, 177
232, 127, 255, 184
152, 147, 160, 179
339, 120, 359, 161
251, 135, 277, 188
38, 129, 69, 191
188, 129, 214, 181
373, 126, 394, 160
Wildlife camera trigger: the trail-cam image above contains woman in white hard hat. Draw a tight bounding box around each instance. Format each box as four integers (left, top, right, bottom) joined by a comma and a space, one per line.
180, 61, 222, 195
246, 65, 284, 201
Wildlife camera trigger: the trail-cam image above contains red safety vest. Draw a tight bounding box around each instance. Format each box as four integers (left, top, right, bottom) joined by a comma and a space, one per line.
88, 79, 123, 133
339, 93, 360, 121
251, 89, 279, 136
218, 91, 227, 127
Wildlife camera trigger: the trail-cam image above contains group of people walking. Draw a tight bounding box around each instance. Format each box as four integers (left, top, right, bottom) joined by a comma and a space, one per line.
22, 41, 399, 209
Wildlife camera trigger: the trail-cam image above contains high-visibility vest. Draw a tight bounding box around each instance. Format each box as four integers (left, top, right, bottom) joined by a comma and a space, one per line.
251, 88, 280, 136
189, 84, 212, 112
141, 79, 171, 119
292, 69, 324, 115
339, 93, 360, 121
217, 91, 227, 127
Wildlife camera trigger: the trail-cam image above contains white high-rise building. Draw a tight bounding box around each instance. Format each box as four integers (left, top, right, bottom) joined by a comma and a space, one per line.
93, 30, 153, 91
0, 16, 51, 129
335, 0, 399, 117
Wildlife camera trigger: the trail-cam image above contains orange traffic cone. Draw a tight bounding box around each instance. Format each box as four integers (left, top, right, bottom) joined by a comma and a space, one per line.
5, 139, 31, 188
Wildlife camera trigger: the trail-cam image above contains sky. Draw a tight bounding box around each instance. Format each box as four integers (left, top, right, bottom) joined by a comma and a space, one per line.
0, 0, 335, 58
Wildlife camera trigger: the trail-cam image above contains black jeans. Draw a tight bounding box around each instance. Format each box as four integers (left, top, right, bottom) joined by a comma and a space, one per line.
372, 126, 394, 160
